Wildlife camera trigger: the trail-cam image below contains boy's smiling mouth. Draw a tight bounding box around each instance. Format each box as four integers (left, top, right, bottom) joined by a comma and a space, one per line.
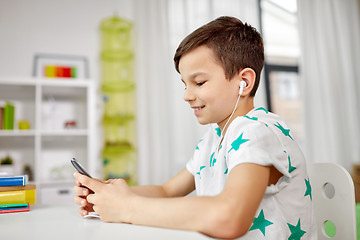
193, 106, 205, 110
192, 105, 205, 116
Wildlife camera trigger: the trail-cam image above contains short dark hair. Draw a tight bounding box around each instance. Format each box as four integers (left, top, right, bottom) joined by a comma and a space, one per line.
174, 16, 264, 96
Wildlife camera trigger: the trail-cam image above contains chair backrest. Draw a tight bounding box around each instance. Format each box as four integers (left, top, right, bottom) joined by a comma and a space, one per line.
308, 162, 357, 240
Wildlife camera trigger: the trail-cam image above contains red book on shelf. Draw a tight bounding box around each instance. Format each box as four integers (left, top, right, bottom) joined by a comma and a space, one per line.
63, 67, 71, 78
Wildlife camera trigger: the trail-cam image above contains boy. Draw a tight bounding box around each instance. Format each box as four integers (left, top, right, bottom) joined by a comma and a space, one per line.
74, 16, 316, 239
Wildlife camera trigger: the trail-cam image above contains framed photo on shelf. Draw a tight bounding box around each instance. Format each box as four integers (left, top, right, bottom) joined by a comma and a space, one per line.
33, 54, 89, 79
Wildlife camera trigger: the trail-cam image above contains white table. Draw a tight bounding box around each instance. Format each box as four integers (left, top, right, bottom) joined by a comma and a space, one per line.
0, 204, 211, 240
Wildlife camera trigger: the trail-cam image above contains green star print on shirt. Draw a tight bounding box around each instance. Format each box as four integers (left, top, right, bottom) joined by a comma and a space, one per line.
304, 178, 312, 200
215, 127, 221, 137
288, 156, 296, 173
210, 152, 216, 167
196, 166, 206, 179
228, 132, 250, 153
255, 107, 269, 114
274, 122, 294, 140
243, 115, 258, 121
249, 209, 273, 236
195, 139, 204, 150
287, 219, 306, 240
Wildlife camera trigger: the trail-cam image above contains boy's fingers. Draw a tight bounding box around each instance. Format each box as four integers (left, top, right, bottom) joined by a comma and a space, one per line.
86, 193, 94, 204
74, 172, 103, 192
73, 185, 89, 196
78, 207, 88, 216
74, 195, 87, 206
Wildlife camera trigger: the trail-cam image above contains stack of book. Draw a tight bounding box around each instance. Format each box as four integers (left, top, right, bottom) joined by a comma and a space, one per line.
0, 174, 36, 214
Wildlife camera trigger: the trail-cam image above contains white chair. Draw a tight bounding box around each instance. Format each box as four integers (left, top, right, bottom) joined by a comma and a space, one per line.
308, 162, 357, 240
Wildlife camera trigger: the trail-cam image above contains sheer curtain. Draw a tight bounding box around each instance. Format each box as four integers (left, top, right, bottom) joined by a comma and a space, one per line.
134, 0, 263, 185
297, 0, 360, 170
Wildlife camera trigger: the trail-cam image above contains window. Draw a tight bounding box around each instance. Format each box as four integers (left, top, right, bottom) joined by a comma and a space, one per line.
260, 0, 304, 146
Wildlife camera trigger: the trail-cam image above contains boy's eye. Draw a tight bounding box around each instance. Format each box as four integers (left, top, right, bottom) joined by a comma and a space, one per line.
196, 81, 205, 86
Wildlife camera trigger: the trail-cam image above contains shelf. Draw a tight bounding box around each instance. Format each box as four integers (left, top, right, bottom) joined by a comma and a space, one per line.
0, 130, 36, 136
0, 76, 97, 204
0, 77, 37, 85
0, 129, 88, 137
37, 78, 91, 87
40, 129, 89, 136
0, 76, 90, 87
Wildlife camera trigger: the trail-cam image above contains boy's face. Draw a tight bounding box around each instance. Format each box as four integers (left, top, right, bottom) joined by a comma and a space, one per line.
179, 46, 240, 129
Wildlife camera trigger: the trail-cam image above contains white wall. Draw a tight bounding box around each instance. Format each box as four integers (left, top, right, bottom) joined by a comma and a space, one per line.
0, 0, 133, 79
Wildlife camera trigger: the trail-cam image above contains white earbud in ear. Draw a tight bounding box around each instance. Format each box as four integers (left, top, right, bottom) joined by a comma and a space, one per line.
221, 80, 247, 141
239, 81, 247, 95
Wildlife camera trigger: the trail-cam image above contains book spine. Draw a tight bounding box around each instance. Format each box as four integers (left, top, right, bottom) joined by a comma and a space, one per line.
0, 190, 26, 204
0, 208, 29, 214
0, 189, 36, 205
0, 203, 29, 214
0, 176, 27, 187
0, 203, 29, 208
0, 183, 36, 192
25, 189, 36, 205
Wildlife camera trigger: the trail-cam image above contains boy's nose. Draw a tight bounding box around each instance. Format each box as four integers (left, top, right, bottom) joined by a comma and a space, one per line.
183, 88, 196, 102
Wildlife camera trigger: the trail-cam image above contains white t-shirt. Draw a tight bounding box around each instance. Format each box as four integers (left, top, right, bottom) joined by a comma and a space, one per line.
186, 107, 317, 239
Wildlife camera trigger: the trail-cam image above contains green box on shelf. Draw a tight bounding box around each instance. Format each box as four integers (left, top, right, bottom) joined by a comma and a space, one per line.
3, 102, 15, 130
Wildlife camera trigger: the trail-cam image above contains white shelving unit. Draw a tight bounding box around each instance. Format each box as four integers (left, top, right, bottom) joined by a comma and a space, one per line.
0, 76, 97, 204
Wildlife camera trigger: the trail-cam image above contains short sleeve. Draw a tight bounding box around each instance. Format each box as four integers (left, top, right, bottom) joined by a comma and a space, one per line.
225, 121, 291, 178
186, 156, 196, 176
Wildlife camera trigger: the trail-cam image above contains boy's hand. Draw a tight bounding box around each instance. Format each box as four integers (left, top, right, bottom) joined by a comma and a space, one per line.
73, 172, 104, 216
74, 172, 136, 223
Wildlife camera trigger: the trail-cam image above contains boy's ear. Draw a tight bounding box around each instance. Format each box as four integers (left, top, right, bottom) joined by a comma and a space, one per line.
238, 68, 256, 96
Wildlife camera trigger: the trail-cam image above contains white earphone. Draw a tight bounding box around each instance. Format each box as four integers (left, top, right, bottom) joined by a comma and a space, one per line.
239, 80, 247, 95
219, 80, 247, 143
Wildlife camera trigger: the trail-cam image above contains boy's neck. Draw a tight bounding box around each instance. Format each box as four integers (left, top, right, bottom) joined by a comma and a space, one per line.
218, 97, 254, 134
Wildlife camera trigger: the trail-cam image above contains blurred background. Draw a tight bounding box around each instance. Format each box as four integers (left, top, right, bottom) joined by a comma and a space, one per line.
0, 0, 359, 204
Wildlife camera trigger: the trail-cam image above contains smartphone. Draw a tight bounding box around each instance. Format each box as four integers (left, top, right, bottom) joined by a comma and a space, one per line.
71, 158, 92, 178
